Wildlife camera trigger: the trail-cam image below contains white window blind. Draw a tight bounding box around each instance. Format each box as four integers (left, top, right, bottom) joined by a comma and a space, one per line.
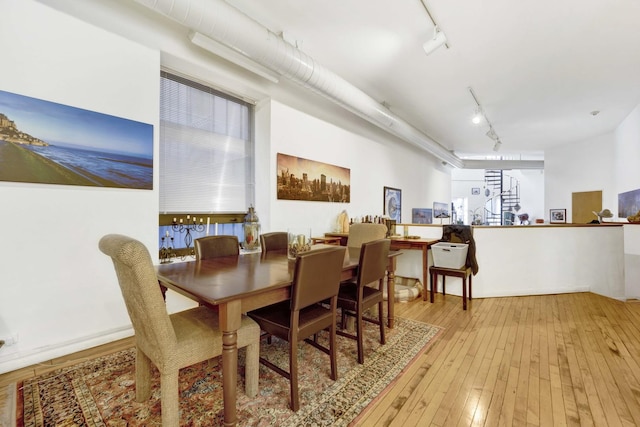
159, 72, 254, 213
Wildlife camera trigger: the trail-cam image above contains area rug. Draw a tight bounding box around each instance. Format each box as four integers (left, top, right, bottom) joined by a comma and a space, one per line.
16, 317, 441, 426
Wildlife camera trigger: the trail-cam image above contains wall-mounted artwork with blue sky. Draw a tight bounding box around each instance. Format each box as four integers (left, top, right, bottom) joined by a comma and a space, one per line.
0, 89, 153, 189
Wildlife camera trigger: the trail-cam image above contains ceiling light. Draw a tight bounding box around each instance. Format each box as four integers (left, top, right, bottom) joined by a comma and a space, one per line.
472, 109, 484, 125
422, 26, 447, 55
419, 1, 449, 55
189, 31, 280, 83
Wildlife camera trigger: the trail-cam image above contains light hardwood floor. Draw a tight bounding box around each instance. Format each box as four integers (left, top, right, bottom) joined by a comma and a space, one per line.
3, 292, 640, 426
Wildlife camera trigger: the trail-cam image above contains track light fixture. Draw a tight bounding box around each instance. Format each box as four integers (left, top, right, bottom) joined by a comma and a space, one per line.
420, 1, 449, 55
469, 87, 502, 151
486, 127, 499, 141
423, 26, 447, 55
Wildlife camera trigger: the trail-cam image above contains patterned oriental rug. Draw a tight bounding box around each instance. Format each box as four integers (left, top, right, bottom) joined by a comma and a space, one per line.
16, 317, 441, 426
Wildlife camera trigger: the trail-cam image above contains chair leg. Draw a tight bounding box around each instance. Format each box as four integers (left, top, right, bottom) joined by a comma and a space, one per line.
329, 323, 338, 380
244, 341, 259, 398
429, 271, 435, 303
135, 348, 152, 402
289, 341, 300, 411
160, 370, 180, 427
462, 276, 467, 310
356, 307, 364, 364
378, 300, 386, 345
469, 273, 473, 300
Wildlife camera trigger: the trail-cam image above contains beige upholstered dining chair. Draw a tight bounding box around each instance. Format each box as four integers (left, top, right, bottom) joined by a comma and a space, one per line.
248, 246, 346, 411
346, 223, 388, 249
194, 235, 239, 260
260, 231, 288, 253
337, 238, 390, 364
99, 234, 260, 427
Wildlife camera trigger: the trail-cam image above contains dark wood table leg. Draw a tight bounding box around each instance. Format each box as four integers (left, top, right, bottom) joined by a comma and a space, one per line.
220, 300, 241, 426
387, 256, 396, 329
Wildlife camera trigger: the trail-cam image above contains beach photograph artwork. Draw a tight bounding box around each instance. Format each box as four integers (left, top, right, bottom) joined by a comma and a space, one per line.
0, 89, 153, 189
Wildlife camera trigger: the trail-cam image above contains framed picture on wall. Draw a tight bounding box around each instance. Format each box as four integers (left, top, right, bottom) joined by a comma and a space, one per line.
433, 201, 450, 219
412, 208, 432, 224
550, 208, 566, 224
383, 186, 402, 223
276, 152, 350, 202
471, 187, 481, 195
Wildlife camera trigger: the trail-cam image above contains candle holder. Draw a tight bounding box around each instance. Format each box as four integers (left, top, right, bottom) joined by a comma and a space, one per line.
171, 215, 206, 259
159, 236, 176, 264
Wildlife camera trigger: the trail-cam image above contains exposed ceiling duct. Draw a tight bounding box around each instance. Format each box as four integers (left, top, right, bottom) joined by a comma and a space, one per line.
134, 0, 465, 167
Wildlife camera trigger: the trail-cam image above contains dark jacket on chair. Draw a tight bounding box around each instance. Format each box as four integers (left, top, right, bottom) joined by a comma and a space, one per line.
440, 225, 479, 275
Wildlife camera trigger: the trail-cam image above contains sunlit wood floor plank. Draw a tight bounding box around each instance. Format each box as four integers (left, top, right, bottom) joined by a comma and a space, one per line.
436, 298, 501, 426
572, 292, 624, 427
469, 297, 515, 426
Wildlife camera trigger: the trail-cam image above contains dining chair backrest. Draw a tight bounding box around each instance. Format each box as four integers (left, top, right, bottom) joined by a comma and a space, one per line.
260, 232, 288, 253
194, 235, 239, 260
358, 238, 391, 287
291, 246, 346, 311
99, 234, 177, 354
347, 223, 388, 249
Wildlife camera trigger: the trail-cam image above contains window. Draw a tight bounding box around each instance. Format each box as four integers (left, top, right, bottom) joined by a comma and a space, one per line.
158, 72, 255, 254
159, 72, 254, 213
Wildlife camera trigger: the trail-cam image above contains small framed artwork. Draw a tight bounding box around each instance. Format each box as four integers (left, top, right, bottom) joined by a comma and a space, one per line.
433, 201, 450, 219
384, 186, 402, 223
412, 208, 432, 224
471, 187, 481, 195
550, 208, 567, 224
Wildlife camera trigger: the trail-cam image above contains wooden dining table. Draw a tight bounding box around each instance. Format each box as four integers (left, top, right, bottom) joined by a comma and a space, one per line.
155, 246, 399, 426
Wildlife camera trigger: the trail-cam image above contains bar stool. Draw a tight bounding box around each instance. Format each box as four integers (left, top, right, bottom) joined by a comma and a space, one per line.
429, 265, 473, 310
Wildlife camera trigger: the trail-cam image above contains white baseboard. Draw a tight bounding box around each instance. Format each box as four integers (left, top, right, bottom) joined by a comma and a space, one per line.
0, 326, 133, 375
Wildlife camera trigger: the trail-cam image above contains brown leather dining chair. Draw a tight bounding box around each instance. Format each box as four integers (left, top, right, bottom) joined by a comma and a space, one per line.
194, 235, 239, 260
248, 246, 346, 411
260, 231, 288, 253
337, 238, 390, 364
99, 234, 260, 427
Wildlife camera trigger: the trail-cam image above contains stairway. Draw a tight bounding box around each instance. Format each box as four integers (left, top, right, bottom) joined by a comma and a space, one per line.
484, 170, 520, 225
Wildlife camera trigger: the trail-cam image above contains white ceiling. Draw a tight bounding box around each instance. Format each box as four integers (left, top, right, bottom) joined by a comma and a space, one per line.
226, 0, 640, 160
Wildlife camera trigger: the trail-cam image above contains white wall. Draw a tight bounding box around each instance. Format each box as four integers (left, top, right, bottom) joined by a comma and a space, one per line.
545, 104, 640, 300
615, 104, 640, 197
261, 101, 451, 235
615, 105, 640, 298
0, 0, 160, 372
545, 132, 617, 222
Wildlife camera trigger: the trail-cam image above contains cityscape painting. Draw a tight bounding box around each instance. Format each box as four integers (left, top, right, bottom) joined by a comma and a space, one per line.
277, 152, 350, 202
0, 89, 153, 189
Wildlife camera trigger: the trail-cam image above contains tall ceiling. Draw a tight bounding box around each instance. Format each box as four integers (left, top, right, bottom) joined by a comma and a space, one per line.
226, 0, 640, 161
